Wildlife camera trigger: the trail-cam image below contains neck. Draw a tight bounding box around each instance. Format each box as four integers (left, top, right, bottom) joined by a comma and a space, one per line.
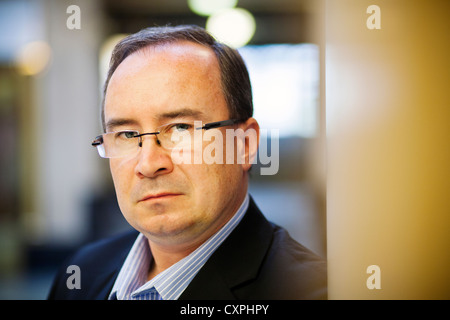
145, 218, 227, 280
146, 190, 248, 281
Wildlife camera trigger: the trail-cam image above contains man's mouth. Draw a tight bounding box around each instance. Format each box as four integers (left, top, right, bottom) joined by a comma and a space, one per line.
139, 193, 183, 202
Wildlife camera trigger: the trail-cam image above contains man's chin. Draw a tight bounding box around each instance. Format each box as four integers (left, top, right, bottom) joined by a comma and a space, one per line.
133, 211, 199, 242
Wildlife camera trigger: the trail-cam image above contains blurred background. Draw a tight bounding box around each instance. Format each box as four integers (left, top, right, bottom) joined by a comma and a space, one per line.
0, 0, 326, 299
2, 0, 450, 301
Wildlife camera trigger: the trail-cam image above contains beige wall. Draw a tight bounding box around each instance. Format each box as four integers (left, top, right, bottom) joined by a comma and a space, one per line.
326, 0, 450, 299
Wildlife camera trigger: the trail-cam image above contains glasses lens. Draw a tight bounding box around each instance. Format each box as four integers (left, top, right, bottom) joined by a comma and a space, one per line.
101, 130, 140, 158
158, 122, 197, 150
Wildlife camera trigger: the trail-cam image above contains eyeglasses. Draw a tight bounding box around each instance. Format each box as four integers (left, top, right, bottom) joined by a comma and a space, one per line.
91, 119, 241, 158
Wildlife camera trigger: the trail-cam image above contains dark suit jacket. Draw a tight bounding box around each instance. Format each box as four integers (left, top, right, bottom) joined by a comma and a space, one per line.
48, 197, 327, 300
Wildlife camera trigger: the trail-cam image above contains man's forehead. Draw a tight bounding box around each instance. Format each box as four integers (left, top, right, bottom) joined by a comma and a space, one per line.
106, 40, 221, 98
103, 40, 227, 129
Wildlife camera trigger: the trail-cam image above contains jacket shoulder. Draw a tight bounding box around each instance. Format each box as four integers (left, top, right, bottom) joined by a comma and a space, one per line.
260, 224, 327, 299
69, 230, 138, 269
47, 230, 138, 299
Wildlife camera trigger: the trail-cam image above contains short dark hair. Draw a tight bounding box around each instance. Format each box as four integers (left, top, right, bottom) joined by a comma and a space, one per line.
101, 25, 253, 131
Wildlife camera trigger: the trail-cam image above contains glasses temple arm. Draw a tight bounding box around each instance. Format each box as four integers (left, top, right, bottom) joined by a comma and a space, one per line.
199, 119, 241, 130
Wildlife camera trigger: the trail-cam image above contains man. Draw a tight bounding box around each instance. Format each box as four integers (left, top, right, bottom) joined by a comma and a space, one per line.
48, 25, 327, 300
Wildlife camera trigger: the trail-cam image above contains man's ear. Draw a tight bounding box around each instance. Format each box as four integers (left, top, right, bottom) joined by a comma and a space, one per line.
240, 117, 260, 172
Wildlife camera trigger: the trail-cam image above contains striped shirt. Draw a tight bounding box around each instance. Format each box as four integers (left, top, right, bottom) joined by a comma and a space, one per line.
108, 194, 249, 300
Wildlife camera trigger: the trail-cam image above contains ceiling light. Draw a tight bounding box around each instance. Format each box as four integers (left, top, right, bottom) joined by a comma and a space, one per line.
206, 8, 256, 48
188, 0, 238, 16
15, 41, 52, 76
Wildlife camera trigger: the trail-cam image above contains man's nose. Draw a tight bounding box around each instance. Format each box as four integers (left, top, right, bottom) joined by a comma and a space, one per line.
134, 135, 174, 179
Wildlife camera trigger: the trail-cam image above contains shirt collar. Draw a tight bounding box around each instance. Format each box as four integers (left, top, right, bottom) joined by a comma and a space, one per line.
109, 193, 249, 300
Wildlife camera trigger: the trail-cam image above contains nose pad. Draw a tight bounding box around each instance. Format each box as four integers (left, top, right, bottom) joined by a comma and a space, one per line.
137, 134, 161, 148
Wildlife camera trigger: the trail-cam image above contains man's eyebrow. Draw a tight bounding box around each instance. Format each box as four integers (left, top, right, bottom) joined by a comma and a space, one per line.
157, 108, 205, 121
105, 118, 139, 131
105, 108, 206, 131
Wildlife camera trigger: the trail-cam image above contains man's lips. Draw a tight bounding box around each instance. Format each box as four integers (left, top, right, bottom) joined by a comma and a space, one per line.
138, 193, 182, 202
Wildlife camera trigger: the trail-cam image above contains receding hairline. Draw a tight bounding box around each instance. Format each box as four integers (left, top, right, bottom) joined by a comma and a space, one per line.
104, 40, 224, 110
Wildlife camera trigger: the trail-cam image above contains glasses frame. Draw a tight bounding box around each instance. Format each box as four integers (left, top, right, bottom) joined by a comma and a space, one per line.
91, 119, 243, 158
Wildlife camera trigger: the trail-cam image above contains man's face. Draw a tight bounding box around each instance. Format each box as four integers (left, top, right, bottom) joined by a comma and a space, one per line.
104, 41, 253, 249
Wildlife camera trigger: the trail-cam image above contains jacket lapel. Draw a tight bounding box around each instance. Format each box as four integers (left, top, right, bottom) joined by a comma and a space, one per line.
85, 230, 139, 300
85, 269, 120, 300
179, 197, 274, 300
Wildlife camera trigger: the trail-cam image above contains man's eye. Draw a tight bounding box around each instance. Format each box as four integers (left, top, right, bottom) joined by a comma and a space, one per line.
116, 131, 138, 139
172, 123, 192, 132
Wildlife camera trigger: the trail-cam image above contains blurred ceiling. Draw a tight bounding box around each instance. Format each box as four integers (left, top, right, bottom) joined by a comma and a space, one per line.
101, 0, 321, 44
